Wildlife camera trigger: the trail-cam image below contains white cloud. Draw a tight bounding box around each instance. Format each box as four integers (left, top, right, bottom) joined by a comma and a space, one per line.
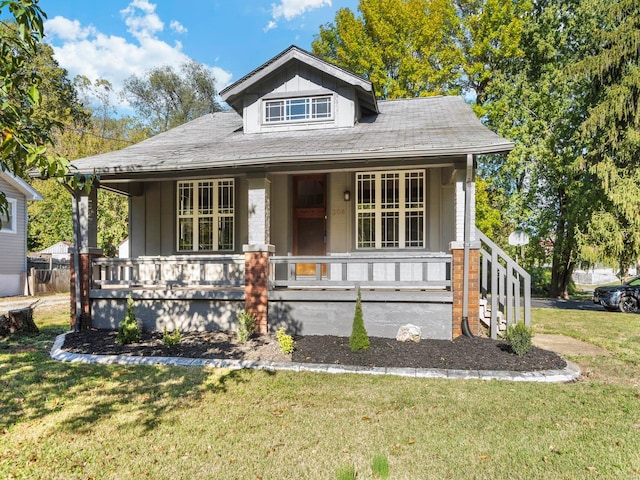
120, 0, 164, 41
45, 16, 95, 41
271, 0, 332, 21
170, 20, 187, 34
263, 20, 278, 33
43, 1, 231, 112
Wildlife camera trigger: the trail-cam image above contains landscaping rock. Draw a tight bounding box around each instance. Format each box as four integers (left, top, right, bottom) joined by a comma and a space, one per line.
396, 324, 421, 343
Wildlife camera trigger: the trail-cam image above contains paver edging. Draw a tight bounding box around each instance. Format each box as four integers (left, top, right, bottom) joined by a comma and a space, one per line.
50, 333, 581, 383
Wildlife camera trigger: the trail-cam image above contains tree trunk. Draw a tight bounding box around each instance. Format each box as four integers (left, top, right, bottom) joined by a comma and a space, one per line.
0, 307, 39, 336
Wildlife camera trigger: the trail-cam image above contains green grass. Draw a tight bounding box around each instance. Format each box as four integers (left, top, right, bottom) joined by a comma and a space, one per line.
1, 302, 639, 479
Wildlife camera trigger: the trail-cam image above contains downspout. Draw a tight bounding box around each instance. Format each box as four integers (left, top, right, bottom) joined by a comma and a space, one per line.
462, 153, 474, 338
65, 184, 82, 332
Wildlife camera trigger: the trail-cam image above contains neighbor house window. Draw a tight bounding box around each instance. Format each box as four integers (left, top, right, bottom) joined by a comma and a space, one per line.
264, 95, 332, 123
356, 170, 425, 249
0, 198, 16, 234
177, 179, 234, 251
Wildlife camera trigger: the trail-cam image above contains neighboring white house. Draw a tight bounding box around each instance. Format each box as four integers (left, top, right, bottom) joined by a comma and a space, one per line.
0, 170, 42, 297
37, 241, 73, 261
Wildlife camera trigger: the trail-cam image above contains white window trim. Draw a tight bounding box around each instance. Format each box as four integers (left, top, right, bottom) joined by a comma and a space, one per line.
355, 170, 426, 249
263, 94, 333, 124
176, 179, 235, 252
0, 198, 17, 234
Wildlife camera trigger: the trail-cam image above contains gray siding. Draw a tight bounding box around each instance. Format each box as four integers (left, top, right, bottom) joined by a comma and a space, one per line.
130, 178, 249, 257
0, 176, 27, 275
242, 60, 357, 134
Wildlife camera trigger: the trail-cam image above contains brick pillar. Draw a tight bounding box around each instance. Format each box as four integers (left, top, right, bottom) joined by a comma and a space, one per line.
244, 246, 274, 334
70, 249, 102, 330
451, 247, 480, 338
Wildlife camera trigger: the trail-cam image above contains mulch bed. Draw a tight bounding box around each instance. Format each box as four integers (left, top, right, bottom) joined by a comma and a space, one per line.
61, 330, 567, 372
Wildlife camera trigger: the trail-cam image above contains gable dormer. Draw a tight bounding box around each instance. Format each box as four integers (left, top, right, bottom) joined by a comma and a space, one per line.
220, 46, 378, 134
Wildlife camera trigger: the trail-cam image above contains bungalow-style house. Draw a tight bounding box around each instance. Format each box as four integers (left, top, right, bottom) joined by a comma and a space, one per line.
0, 170, 42, 297
66, 46, 529, 340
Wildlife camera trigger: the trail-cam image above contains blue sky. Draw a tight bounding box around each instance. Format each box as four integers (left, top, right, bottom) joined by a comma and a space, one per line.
39, 0, 359, 108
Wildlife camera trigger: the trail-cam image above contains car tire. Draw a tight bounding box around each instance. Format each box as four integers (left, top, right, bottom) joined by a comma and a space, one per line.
618, 295, 638, 313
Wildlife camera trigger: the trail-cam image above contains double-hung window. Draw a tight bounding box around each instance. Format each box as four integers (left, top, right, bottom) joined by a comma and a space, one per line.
264, 95, 332, 123
0, 197, 16, 234
356, 170, 425, 249
177, 179, 234, 251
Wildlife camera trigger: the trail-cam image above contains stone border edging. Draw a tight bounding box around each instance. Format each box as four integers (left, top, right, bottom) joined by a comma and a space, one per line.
50, 333, 581, 383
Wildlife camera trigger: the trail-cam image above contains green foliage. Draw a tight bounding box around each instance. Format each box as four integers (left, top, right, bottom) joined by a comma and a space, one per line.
503, 321, 533, 356
349, 288, 370, 352
121, 60, 222, 134
372, 454, 390, 479
335, 464, 356, 480
162, 327, 182, 347
117, 294, 140, 345
312, 0, 526, 104
236, 309, 256, 343
276, 327, 295, 354
0, 2, 86, 185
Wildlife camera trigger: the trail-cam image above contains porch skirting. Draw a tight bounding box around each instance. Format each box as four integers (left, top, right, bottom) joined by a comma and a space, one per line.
269, 290, 453, 340
90, 289, 244, 332
88, 288, 452, 340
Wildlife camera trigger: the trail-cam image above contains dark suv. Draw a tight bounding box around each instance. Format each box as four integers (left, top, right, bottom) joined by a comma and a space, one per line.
593, 276, 640, 313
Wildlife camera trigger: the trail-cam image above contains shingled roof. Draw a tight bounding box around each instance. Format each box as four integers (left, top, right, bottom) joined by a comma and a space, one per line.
70, 95, 513, 180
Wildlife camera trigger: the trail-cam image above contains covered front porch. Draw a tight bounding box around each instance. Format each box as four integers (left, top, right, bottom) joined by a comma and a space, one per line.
88, 252, 455, 339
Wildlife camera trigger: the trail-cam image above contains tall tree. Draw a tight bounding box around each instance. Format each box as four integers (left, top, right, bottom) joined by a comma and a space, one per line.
121, 60, 221, 134
483, 0, 599, 297
574, 0, 640, 278
312, 0, 464, 99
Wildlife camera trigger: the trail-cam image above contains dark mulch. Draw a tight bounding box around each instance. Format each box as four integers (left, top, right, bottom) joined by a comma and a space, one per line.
61, 330, 567, 372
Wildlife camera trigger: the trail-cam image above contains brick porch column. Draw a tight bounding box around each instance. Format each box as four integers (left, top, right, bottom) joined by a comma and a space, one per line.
69, 248, 102, 330
244, 245, 274, 334
451, 246, 480, 338
244, 176, 273, 334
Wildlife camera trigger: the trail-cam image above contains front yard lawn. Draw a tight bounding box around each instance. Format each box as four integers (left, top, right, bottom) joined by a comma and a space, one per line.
1, 302, 638, 479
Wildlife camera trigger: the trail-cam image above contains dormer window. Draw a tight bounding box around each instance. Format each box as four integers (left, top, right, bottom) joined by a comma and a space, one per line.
264, 95, 333, 124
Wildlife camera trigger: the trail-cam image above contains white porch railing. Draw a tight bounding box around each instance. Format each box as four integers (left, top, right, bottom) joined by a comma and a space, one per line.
477, 229, 531, 339
92, 255, 245, 289
269, 253, 452, 289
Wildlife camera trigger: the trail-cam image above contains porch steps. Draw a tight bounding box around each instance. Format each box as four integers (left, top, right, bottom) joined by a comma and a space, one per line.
479, 298, 506, 332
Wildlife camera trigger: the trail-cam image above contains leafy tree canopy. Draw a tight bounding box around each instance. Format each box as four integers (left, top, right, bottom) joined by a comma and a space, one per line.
121, 60, 222, 134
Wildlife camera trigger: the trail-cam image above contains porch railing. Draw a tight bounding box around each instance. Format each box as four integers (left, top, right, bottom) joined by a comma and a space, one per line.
92, 255, 245, 289
269, 253, 451, 289
477, 229, 531, 339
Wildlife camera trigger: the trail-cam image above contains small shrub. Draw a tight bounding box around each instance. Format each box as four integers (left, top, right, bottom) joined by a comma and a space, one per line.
372, 454, 390, 479
236, 309, 256, 343
276, 327, 295, 354
504, 321, 533, 355
349, 288, 370, 352
162, 327, 182, 347
117, 293, 140, 345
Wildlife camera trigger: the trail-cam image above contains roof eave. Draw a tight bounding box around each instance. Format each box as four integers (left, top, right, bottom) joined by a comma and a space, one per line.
76, 143, 515, 179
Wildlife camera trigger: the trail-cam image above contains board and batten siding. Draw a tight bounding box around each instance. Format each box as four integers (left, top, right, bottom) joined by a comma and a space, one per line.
242, 60, 357, 134
0, 176, 28, 296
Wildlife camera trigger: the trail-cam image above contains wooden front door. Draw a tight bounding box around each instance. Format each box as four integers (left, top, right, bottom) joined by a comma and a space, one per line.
293, 175, 326, 276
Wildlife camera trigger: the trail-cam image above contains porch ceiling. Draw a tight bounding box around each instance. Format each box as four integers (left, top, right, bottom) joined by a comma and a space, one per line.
68, 96, 514, 181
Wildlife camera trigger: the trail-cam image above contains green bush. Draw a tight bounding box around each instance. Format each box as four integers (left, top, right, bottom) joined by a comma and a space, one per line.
504, 321, 533, 355
236, 309, 256, 343
162, 327, 182, 347
349, 288, 370, 352
276, 327, 295, 354
117, 294, 140, 345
